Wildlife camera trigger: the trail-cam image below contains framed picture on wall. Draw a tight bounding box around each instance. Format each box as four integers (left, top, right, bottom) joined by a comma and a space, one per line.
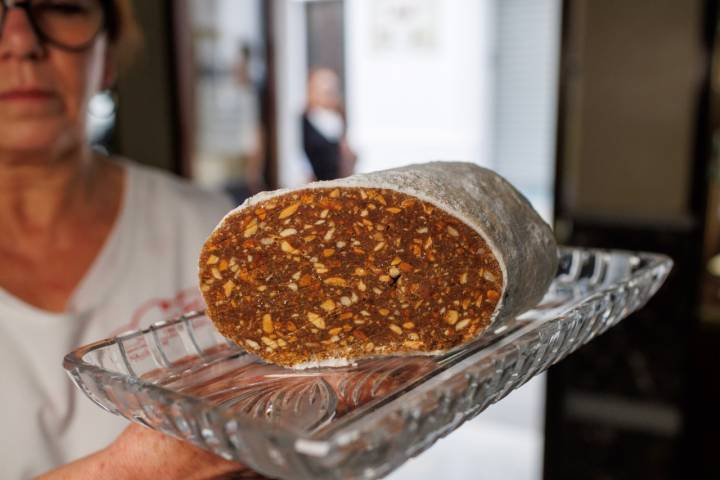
371, 0, 438, 52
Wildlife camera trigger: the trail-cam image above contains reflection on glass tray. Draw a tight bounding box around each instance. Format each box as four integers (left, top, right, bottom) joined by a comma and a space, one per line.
64, 248, 672, 480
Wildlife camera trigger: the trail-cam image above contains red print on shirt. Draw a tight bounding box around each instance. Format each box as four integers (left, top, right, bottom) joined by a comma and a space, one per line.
110, 287, 207, 337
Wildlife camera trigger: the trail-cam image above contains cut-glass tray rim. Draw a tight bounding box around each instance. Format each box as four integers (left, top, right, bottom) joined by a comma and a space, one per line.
63, 247, 673, 455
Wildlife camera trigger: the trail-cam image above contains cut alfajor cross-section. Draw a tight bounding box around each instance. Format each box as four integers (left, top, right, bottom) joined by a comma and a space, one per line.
199, 162, 558, 368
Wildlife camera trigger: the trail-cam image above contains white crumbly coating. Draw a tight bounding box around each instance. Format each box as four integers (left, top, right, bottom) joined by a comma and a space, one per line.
215, 161, 558, 366
291, 349, 447, 370
292, 358, 356, 370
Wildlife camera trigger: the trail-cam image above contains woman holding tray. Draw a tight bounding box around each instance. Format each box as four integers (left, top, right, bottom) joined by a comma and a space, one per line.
0, 0, 260, 477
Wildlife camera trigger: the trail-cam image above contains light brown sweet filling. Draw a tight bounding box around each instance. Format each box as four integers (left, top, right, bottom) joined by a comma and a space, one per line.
200, 187, 503, 367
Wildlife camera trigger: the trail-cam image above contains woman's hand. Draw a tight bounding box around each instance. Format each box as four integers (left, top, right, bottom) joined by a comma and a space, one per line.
38, 424, 266, 480
109, 424, 253, 479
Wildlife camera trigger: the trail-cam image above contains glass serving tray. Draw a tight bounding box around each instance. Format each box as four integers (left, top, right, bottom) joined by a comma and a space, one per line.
64, 248, 671, 480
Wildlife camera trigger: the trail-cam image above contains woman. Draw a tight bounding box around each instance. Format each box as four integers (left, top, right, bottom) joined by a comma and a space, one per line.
302, 67, 356, 181
0, 1, 254, 477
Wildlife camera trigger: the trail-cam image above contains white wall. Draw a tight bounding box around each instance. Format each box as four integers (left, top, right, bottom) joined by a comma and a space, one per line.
345, 0, 496, 173
274, 0, 314, 188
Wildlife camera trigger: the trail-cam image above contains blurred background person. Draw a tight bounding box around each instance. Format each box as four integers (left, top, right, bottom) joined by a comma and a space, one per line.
224, 41, 266, 202
191, 31, 267, 204
302, 67, 356, 181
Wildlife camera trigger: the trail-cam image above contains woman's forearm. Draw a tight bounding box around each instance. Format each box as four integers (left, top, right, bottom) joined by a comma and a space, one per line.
36, 425, 251, 480
36, 447, 134, 480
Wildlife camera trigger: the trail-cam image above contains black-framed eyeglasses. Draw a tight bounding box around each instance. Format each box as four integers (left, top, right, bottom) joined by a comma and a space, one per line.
0, 0, 106, 52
